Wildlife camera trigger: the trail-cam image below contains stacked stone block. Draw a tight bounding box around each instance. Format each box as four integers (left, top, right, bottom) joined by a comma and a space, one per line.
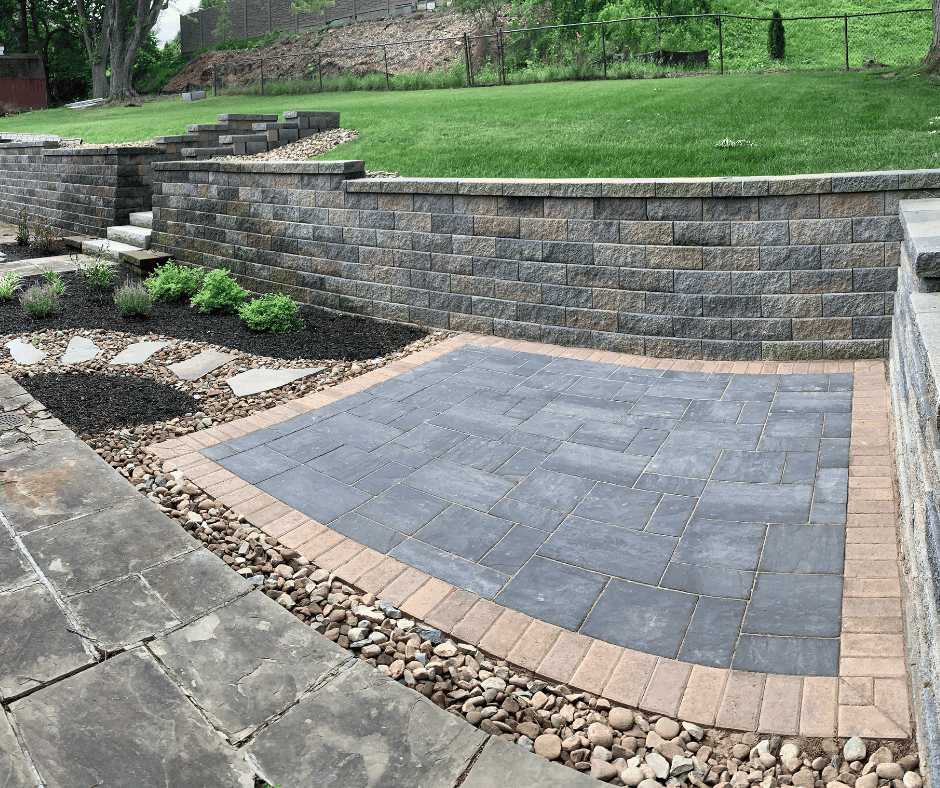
148, 162, 936, 360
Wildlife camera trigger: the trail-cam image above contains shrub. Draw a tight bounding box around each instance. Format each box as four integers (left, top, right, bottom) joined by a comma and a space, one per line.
768, 11, 785, 60
238, 293, 304, 333
114, 282, 153, 317
0, 271, 20, 301
190, 268, 249, 314
79, 258, 116, 292
15, 209, 29, 247
43, 269, 66, 296
30, 217, 61, 256
144, 262, 205, 302
20, 283, 60, 318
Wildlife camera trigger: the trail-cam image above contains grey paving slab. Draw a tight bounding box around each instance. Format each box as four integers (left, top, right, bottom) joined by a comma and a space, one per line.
66, 575, 180, 651
226, 366, 324, 396
168, 349, 238, 380
151, 592, 349, 741
108, 340, 172, 365
743, 573, 843, 637
11, 648, 254, 787
0, 584, 94, 701
0, 531, 35, 592
216, 445, 299, 484
60, 336, 99, 364
462, 736, 597, 788
21, 497, 195, 595
247, 659, 484, 788
0, 710, 34, 788
211, 346, 852, 675
141, 549, 253, 623
732, 634, 840, 676
5, 339, 45, 365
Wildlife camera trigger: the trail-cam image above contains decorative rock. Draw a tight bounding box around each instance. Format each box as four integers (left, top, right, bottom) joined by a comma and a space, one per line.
876, 764, 904, 780
844, 738, 867, 762
593, 746, 613, 762
534, 734, 562, 760
622, 765, 645, 787
654, 717, 681, 740
610, 707, 634, 731
6, 339, 46, 365
433, 642, 458, 658
588, 723, 614, 749
591, 760, 619, 782
899, 755, 920, 772
517, 721, 540, 740
792, 769, 817, 788
671, 756, 694, 776
869, 748, 894, 766
61, 336, 99, 364
682, 721, 704, 741
225, 367, 324, 397
480, 677, 506, 692
637, 781, 663, 788
730, 771, 750, 788
732, 744, 751, 760
903, 772, 923, 788
109, 340, 172, 365
855, 773, 878, 788
646, 752, 670, 781
780, 743, 801, 763
656, 741, 684, 761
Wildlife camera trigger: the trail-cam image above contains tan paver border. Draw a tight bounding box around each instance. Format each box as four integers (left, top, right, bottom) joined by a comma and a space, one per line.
149, 334, 911, 739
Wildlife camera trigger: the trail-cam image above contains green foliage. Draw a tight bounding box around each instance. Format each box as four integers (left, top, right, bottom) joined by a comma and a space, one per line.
135, 34, 190, 94
768, 10, 785, 59
79, 258, 116, 291
43, 269, 66, 296
20, 283, 61, 318
238, 292, 304, 333
145, 262, 206, 302
114, 282, 153, 317
217, 29, 282, 51
190, 268, 249, 314
0, 271, 21, 301
30, 219, 61, 256
15, 209, 29, 247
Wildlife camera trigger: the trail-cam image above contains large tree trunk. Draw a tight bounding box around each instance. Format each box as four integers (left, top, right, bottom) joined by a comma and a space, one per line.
76, 0, 111, 98
926, 0, 940, 70
92, 61, 109, 98
16, 0, 29, 52
107, 0, 164, 101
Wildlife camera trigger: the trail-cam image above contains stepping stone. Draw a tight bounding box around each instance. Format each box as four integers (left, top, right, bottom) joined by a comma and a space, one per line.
226, 366, 324, 397
109, 340, 173, 366
5, 338, 46, 365
61, 336, 99, 364
169, 350, 238, 381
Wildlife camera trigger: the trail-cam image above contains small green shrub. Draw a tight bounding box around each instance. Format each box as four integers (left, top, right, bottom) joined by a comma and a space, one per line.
238, 293, 304, 333
30, 218, 61, 256
190, 268, 249, 314
114, 282, 153, 317
43, 269, 66, 296
79, 258, 116, 292
144, 262, 205, 302
768, 11, 785, 60
20, 283, 60, 318
15, 209, 29, 246
0, 271, 20, 300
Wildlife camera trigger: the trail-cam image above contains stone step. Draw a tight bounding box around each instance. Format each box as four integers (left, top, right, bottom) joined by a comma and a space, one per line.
63, 235, 96, 251
107, 225, 151, 249
119, 249, 170, 277
129, 211, 153, 230
82, 239, 141, 262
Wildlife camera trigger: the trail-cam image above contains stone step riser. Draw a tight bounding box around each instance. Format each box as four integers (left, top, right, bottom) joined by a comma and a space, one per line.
107, 225, 151, 250
129, 212, 153, 230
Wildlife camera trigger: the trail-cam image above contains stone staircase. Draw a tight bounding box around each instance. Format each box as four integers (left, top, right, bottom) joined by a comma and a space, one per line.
65, 211, 170, 276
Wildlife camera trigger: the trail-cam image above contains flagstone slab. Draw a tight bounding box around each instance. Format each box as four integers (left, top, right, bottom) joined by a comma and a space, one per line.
169, 350, 238, 381
5, 339, 45, 366
462, 737, 597, 788
0, 710, 33, 788
10, 648, 255, 788
109, 340, 173, 366
0, 584, 94, 701
60, 336, 99, 364
150, 592, 349, 741
0, 531, 35, 593
247, 659, 484, 788
226, 366, 324, 397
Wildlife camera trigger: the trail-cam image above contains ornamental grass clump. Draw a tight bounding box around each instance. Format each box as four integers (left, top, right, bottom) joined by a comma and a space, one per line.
238, 292, 304, 333
114, 282, 153, 317
144, 262, 205, 302
42, 269, 66, 296
20, 283, 60, 318
79, 258, 116, 292
30, 217, 61, 256
15, 209, 29, 246
0, 271, 21, 301
190, 268, 249, 314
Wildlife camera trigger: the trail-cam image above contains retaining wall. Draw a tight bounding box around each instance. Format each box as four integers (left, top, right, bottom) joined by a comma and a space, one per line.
0, 142, 167, 237
151, 160, 940, 360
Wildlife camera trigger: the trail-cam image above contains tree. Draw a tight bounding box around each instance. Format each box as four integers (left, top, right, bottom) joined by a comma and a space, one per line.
928, 0, 940, 70
767, 10, 784, 60
74, 0, 110, 98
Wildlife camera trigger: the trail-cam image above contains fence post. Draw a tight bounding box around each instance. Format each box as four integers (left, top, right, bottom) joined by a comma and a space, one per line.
464, 32, 472, 86
318, 55, 323, 91
844, 14, 849, 70
213, 65, 217, 97
260, 58, 264, 94
497, 29, 504, 84
601, 21, 607, 79
717, 15, 723, 74
384, 45, 390, 89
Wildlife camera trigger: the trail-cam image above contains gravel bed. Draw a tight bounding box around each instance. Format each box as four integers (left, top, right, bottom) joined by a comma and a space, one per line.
0, 272, 427, 361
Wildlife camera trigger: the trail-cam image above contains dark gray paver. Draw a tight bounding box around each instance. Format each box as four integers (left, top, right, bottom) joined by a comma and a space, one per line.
0, 531, 35, 592
247, 660, 484, 788
11, 649, 254, 787
216, 445, 299, 484
0, 584, 94, 701
67, 576, 180, 651
203, 344, 852, 674
151, 592, 349, 741
0, 710, 33, 788
461, 737, 597, 788
732, 634, 841, 676
21, 498, 195, 595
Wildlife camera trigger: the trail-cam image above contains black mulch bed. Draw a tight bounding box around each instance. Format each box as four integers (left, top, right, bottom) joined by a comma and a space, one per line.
0, 242, 61, 263
19, 373, 199, 434
0, 271, 428, 361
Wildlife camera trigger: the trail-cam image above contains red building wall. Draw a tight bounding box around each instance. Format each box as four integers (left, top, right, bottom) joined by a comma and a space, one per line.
0, 55, 47, 111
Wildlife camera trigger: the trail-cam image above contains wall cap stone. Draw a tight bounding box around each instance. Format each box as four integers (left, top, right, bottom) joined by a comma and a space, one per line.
152, 159, 365, 174
900, 198, 940, 277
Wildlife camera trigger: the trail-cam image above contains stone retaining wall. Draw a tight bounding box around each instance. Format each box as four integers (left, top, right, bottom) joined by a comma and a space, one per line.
151, 161, 940, 360
0, 142, 167, 237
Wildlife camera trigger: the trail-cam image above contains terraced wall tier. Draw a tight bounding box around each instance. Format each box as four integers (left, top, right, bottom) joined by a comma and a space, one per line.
150, 161, 940, 360
0, 143, 167, 238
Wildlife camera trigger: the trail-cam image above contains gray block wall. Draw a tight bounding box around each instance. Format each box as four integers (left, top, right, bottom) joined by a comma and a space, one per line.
0, 143, 168, 237
150, 160, 940, 360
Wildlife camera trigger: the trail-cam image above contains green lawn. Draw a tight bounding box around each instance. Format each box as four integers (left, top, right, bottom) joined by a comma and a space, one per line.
1, 70, 938, 178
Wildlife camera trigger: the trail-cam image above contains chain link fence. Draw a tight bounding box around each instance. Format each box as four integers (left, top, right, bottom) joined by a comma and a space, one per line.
176, 8, 932, 96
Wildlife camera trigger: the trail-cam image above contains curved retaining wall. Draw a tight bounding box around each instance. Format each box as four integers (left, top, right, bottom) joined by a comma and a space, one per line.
151, 161, 940, 360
